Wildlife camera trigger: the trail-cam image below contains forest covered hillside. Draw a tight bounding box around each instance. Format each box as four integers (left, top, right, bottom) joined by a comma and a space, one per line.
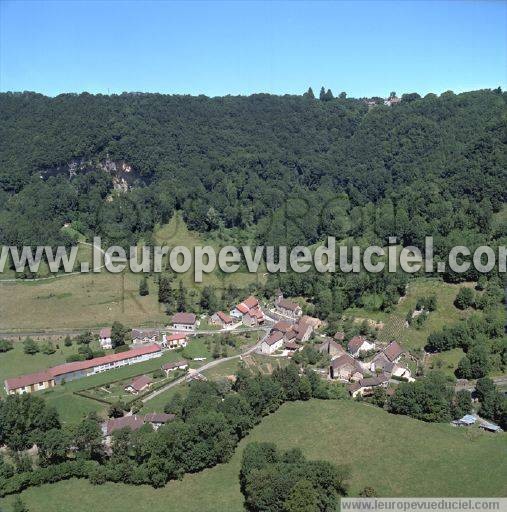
0, 89, 505, 251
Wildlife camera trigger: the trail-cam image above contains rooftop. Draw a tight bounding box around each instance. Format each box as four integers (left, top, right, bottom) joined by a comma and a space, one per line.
172, 312, 197, 325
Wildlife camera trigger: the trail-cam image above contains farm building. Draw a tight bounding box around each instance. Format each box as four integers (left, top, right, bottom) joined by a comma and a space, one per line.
452, 414, 476, 427
348, 374, 390, 398
3, 370, 55, 395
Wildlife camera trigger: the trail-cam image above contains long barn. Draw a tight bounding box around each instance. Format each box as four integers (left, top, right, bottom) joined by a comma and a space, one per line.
4, 344, 162, 395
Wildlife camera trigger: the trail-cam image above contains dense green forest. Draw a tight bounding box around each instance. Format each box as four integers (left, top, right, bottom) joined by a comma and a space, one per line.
0, 87, 506, 287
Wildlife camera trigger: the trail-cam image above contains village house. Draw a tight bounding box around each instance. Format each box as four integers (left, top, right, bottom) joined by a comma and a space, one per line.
348, 374, 390, 398
275, 292, 302, 318
370, 352, 413, 381
210, 311, 235, 328
102, 413, 175, 442
384, 96, 401, 106
383, 340, 405, 363
272, 320, 293, 334
243, 307, 265, 326
163, 332, 188, 349
300, 315, 322, 330
260, 330, 284, 354
131, 328, 159, 345
347, 336, 376, 358
293, 320, 313, 342
162, 360, 189, 375
329, 354, 364, 381
284, 340, 299, 356
231, 296, 261, 319
171, 312, 198, 331
4, 345, 162, 395
124, 374, 153, 394
144, 412, 176, 430
99, 327, 112, 349
370, 352, 395, 374
284, 329, 297, 343
369, 341, 412, 380
318, 338, 346, 358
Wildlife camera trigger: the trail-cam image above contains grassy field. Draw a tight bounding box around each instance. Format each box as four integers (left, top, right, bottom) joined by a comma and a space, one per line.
3, 400, 506, 512
0, 214, 264, 333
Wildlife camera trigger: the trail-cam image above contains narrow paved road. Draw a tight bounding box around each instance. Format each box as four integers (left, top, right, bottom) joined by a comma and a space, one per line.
142, 340, 264, 403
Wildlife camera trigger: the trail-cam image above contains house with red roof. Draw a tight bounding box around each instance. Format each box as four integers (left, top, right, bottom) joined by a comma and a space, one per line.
163, 332, 188, 349
230, 295, 261, 319
210, 311, 236, 328
243, 307, 265, 326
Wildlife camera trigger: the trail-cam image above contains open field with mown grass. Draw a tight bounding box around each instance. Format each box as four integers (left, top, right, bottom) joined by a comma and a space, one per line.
3, 399, 506, 512
0, 215, 264, 333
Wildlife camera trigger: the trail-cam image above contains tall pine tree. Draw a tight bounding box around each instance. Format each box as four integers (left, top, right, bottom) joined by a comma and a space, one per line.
177, 280, 187, 312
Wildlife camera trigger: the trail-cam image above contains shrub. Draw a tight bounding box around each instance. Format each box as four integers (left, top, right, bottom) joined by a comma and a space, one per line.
0, 339, 13, 352
454, 288, 475, 310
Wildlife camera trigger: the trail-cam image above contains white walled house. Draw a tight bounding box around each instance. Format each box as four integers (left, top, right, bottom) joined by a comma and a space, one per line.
347, 336, 376, 358
275, 292, 302, 318
260, 331, 284, 354
171, 312, 198, 331
99, 327, 112, 349
163, 333, 188, 349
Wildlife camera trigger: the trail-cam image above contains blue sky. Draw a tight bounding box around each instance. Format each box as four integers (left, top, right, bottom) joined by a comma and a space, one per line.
1, 1, 506, 97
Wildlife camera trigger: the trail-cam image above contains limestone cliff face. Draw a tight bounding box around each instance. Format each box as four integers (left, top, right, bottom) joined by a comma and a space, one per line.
40, 158, 145, 191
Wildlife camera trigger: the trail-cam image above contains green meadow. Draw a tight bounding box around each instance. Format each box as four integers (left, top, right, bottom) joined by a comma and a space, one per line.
3, 400, 505, 512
